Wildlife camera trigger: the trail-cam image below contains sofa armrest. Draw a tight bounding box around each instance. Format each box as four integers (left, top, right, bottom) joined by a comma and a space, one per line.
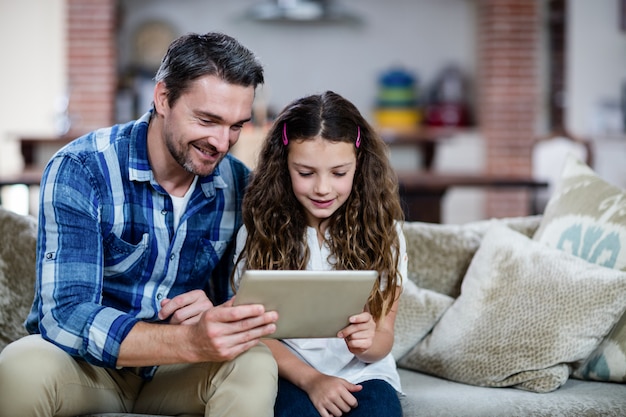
0, 208, 38, 350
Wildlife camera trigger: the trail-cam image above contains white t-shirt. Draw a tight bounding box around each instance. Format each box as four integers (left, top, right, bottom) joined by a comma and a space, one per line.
170, 176, 198, 230
233, 222, 407, 392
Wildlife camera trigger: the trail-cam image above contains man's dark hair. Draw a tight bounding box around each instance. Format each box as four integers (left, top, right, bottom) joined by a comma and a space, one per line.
154, 32, 264, 108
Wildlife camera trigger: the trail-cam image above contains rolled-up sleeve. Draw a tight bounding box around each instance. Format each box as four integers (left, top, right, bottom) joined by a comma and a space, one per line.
37, 154, 138, 368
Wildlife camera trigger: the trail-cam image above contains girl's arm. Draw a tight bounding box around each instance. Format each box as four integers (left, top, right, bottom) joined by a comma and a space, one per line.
338, 294, 400, 363
263, 339, 362, 416
263, 339, 321, 383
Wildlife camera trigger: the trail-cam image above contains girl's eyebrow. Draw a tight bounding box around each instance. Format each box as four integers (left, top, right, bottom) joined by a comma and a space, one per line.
292, 161, 354, 170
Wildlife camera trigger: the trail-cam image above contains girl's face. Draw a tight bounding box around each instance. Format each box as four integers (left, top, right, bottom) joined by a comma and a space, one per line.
287, 137, 357, 227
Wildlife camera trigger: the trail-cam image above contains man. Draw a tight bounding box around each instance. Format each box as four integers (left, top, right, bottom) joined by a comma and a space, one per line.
0, 32, 278, 416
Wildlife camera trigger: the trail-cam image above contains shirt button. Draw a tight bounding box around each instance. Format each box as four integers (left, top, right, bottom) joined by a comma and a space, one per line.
161, 209, 167, 215
156, 293, 163, 301
170, 253, 175, 260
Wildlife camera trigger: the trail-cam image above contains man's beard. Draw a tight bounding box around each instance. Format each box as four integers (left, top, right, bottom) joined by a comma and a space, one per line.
165, 135, 224, 177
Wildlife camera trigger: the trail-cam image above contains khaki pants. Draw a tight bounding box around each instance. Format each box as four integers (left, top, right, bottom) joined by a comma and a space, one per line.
0, 334, 277, 417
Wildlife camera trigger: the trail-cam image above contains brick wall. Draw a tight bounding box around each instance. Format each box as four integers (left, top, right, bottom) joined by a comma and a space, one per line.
66, 0, 117, 137
477, 0, 540, 218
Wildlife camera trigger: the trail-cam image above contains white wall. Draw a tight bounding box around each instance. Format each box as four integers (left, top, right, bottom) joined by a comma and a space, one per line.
0, 0, 66, 176
566, 0, 626, 192
567, 0, 626, 137
0, 0, 66, 214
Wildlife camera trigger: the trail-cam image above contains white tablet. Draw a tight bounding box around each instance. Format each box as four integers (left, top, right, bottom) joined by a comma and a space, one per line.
233, 270, 378, 339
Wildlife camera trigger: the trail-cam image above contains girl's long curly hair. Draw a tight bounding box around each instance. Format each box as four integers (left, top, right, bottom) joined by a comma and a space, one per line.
234, 91, 404, 321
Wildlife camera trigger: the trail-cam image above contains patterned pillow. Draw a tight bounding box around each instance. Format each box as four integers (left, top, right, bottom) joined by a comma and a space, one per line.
533, 154, 626, 382
392, 278, 453, 361
398, 224, 626, 393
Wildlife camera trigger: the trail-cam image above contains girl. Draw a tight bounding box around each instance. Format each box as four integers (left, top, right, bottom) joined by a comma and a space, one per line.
233, 91, 406, 417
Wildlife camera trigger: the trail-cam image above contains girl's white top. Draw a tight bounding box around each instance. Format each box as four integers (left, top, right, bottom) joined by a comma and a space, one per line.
233, 222, 407, 392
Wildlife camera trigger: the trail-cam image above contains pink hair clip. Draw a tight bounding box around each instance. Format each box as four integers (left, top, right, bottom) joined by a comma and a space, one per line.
282, 123, 289, 146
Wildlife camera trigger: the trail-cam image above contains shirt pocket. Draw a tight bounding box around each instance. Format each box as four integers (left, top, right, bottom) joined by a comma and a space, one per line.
189, 239, 230, 281
103, 232, 150, 279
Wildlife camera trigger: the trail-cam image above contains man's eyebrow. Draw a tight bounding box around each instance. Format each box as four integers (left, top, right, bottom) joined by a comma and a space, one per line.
195, 111, 251, 125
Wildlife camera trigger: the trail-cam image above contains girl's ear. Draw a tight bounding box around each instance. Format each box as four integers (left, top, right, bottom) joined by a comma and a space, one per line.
152, 81, 169, 115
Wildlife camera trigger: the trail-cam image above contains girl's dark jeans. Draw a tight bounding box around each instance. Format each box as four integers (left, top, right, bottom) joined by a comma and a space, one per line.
275, 377, 402, 417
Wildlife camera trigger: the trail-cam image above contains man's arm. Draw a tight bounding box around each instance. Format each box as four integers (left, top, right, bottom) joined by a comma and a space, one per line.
36, 154, 136, 368
117, 299, 277, 366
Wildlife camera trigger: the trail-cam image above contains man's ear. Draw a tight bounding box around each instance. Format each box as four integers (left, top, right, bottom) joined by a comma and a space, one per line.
153, 81, 169, 115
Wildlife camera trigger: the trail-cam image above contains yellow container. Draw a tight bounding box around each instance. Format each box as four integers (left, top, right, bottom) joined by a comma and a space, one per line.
374, 108, 422, 128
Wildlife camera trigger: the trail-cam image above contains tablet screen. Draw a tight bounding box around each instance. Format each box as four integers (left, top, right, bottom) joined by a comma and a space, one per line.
233, 270, 378, 339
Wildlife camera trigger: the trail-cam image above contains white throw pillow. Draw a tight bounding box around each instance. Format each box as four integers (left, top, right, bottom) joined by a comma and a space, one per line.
399, 223, 626, 393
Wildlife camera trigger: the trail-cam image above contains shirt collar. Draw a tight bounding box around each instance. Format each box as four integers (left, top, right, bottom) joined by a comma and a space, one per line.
128, 111, 154, 183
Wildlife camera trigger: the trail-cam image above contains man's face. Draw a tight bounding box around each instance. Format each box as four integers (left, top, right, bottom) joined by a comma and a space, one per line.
157, 75, 255, 177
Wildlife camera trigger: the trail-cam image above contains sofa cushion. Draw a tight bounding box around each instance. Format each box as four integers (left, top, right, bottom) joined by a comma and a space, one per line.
397, 368, 626, 417
398, 223, 626, 393
0, 208, 37, 350
533, 155, 626, 382
402, 216, 541, 298
392, 278, 453, 361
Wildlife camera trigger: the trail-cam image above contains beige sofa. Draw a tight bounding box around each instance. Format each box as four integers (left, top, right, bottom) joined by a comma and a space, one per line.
2, 205, 626, 417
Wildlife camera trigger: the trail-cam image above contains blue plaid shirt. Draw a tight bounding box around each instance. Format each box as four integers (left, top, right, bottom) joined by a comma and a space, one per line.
25, 111, 249, 377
